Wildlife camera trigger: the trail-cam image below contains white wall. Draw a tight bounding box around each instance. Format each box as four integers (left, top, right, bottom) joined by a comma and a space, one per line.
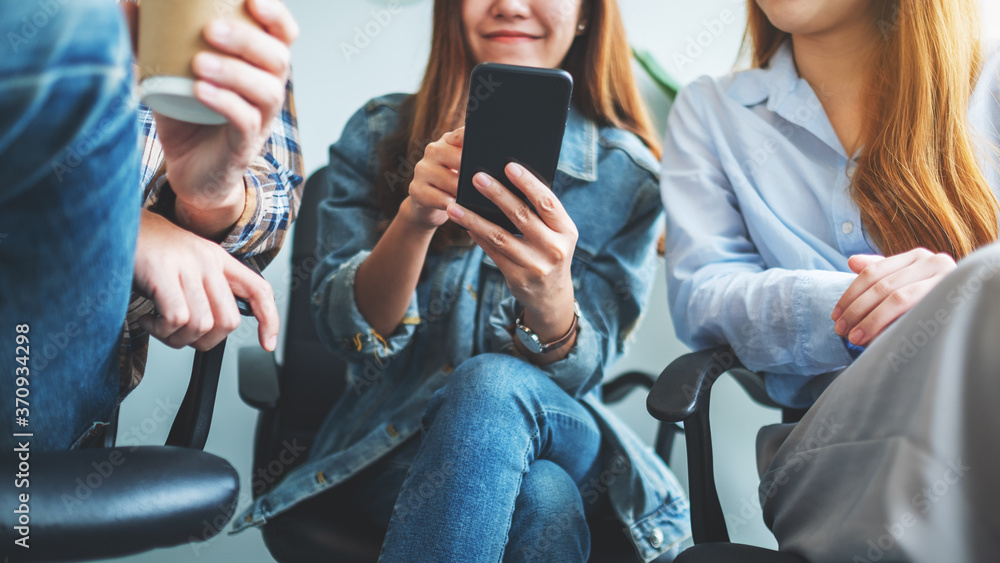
110, 1, 1000, 561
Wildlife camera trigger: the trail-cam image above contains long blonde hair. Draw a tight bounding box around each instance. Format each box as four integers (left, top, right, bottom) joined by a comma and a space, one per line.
745, 0, 998, 259
377, 0, 660, 247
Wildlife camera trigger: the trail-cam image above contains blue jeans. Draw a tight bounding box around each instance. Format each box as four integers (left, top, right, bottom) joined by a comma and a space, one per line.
0, 0, 139, 451
354, 353, 606, 562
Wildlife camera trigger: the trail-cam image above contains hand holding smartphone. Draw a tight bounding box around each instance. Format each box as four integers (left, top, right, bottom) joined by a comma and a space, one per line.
456, 63, 574, 235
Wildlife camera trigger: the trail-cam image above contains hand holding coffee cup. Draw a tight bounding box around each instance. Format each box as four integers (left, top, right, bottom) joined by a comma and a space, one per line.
130, 0, 298, 238
137, 0, 296, 127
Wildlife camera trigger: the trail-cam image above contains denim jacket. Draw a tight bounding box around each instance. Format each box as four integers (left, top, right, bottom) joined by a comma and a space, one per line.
232, 94, 690, 560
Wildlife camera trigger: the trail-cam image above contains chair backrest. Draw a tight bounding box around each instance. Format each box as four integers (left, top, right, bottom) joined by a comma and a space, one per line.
277, 166, 348, 439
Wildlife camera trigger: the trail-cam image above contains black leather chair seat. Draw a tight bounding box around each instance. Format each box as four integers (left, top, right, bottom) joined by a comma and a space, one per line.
258, 484, 674, 563
675, 543, 807, 563
260, 487, 383, 563
1, 446, 238, 562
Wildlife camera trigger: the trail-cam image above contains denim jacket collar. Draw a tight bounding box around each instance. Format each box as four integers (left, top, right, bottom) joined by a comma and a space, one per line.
556, 105, 599, 182
726, 40, 847, 158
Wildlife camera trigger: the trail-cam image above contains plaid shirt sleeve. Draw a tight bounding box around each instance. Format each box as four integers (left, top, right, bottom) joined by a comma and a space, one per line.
119, 79, 304, 399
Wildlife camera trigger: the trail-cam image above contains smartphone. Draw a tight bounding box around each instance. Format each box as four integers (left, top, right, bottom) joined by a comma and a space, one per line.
456, 63, 573, 235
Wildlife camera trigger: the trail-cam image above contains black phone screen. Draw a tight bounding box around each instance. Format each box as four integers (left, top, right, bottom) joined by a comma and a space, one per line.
456, 63, 573, 234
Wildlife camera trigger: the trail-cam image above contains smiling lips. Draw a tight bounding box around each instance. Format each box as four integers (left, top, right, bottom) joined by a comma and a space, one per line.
483, 30, 541, 43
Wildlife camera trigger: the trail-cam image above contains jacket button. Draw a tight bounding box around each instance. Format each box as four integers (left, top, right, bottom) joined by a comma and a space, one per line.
648, 528, 663, 548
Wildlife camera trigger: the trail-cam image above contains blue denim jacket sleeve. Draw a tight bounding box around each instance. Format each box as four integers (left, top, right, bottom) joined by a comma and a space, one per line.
311, 103, 421, 362
487, 174, 664, 399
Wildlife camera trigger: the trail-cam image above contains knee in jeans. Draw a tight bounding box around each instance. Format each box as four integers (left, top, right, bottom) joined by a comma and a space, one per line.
517, 460, 584, 518
513, 460, 588, 560
445, 353, 544, 407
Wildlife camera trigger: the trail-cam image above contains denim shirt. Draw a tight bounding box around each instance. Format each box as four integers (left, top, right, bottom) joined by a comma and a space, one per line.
662, 41, 1000, 408
231, 94, 691, 560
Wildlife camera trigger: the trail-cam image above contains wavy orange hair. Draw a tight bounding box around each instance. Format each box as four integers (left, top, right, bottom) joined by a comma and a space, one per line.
745, 0, 998, 259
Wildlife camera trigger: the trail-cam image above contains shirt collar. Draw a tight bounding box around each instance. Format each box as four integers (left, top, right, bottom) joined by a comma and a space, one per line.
557, 105, 599, 182
727, 40, 849, 158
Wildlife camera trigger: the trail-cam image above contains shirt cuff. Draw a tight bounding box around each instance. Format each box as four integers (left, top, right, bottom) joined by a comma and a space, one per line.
792, 270, 856, 372
487, 296, 602, 397
219, 170, 265, 255
312, 251, 420, 361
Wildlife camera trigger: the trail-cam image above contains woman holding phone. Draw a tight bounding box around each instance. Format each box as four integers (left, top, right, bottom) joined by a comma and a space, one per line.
663, 0, 999, 560
232, 0, 689, 560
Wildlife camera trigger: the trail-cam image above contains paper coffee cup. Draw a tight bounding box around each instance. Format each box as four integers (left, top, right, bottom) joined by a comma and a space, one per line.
137, 0, 256, 125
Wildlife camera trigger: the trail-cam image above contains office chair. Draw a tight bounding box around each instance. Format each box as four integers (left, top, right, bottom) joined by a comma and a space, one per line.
646, 346, 809, 563
237, 167, 682, 562
1, 330, 248, 561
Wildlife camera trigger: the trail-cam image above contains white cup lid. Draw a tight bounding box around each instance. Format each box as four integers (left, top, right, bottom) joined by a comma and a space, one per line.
140, 76, 227, 125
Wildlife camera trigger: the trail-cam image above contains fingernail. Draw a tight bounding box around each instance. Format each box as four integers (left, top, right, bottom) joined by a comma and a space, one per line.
507, 163, 523, 178
834, 319, 846, 336
831, 306, 842, 320
447, 204, 464, 219
848, 328, 864, 345
266, 335, 277, 351
208, 20, 231, 41
196, 52, 222, 75
473, 173, 490, 189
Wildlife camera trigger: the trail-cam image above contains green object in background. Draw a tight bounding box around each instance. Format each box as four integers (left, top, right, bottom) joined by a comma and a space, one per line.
633, 48, 681, 102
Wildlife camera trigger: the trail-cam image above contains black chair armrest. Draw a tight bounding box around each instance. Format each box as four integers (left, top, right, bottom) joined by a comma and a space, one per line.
239, 347, 280, 410
0, 446, 239, 562
165, 341, 228, 450
602, 370, 656, 404
647, 346, 748, 422
165, 296, 258, 450
646, 346, 796, 546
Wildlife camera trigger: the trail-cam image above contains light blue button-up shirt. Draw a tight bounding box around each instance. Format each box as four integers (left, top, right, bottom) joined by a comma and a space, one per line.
661, 41, 1000, 408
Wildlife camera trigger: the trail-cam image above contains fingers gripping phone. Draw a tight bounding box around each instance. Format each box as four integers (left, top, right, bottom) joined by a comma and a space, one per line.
456, 63, 574, 235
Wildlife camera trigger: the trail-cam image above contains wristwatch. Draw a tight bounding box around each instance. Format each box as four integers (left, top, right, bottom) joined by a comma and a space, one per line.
515, 300, 581, 354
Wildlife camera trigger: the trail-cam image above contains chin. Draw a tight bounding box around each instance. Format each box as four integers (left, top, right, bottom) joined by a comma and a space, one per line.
475, 51, 543, 68
756, 0, 866, 36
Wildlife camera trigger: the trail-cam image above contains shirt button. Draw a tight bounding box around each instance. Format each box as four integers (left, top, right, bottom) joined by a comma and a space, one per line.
847, 163, 858, 178
842, 221, 855, 235
648, 528, 663, 548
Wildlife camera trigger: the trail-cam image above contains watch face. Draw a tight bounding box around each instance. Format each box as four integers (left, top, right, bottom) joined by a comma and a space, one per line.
516, 325, 545, 354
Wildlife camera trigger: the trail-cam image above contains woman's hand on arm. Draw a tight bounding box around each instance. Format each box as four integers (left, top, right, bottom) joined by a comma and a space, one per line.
832, 248, 957, 347
352, 128, 464, 336
446, 162, 579, 365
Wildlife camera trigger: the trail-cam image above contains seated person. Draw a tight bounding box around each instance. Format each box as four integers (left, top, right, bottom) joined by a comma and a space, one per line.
662, 0, 1000, 560
0, 0, 304, 452
232, 0, 689, 560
